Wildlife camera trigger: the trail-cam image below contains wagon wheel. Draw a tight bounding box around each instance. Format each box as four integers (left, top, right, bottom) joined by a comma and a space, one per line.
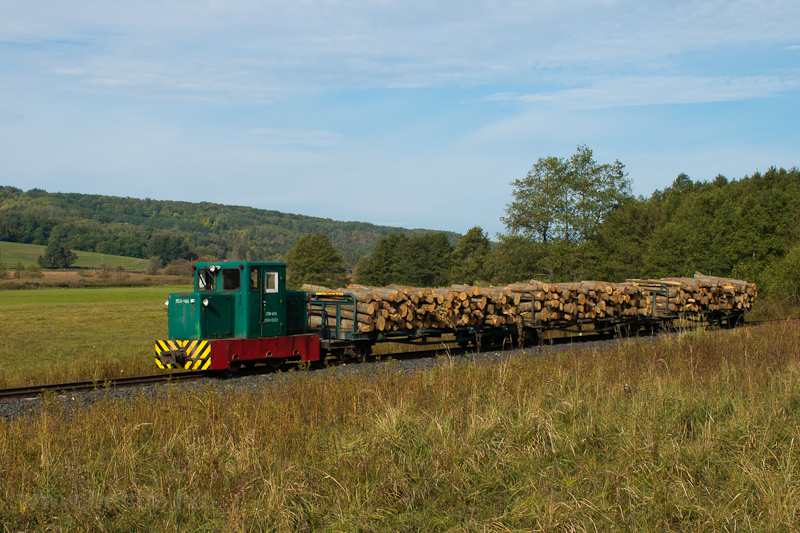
615, 323, 633, 338
353, 344, 372, 363
726, 313, 745, 329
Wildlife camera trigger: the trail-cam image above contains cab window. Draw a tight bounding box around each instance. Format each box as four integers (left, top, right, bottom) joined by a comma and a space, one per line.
197, 269, 216, 291
264, 271, 279, 293
222, 269, 241, 291
250, 269, 260, 291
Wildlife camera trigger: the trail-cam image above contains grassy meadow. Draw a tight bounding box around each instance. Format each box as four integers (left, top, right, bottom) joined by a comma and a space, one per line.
0, 240, 150, 271
0, 286, 799, 530
0, 285, 190, 388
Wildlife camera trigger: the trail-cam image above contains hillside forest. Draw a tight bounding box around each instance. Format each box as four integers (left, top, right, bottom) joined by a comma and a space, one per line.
0, 187, 458, 267
1, 147, 799, 300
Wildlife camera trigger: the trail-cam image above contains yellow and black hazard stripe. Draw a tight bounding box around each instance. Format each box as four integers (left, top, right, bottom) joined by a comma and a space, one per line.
155, 339, 212, 371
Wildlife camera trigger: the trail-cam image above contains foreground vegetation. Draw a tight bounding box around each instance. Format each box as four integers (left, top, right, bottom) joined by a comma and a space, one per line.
1, 319, 800, 530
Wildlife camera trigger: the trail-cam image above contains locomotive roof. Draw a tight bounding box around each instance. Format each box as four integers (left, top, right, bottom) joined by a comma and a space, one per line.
193, 260, 287, 268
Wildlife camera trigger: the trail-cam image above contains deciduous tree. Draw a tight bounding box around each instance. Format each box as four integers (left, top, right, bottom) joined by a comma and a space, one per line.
146, 234, 193, 266
356, 233, 408, 286
501, 145, 630, 281
450, 226, 491, 285
355, 232, 454, 287
285, 232, 348, 290
397, 232, 453, 287
145, 256, 162, 275
37, 238, 78, 269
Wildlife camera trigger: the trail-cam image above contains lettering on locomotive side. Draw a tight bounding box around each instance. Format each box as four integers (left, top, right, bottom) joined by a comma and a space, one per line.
175, 298, 196, 304
264, 311, 279, 323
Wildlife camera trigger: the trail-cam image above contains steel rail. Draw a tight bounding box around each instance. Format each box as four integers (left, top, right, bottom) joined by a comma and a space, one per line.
741, 317, 800, 326
0, 371, 208, 400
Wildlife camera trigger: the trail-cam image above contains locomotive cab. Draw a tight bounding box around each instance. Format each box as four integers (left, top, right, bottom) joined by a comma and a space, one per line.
155, 261, 319, 371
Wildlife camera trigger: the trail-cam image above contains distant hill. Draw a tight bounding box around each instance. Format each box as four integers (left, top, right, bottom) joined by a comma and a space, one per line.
0, 186, 460, 266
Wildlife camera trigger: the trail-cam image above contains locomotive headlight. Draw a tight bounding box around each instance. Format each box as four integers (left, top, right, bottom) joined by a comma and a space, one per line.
164, 299, 169, 306
202, 299, 209, 307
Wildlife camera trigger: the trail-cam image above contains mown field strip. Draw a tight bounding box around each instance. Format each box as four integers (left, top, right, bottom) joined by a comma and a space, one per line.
0, 240, 150, 270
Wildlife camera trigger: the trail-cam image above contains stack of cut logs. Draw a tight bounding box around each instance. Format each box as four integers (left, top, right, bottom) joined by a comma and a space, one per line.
509, 274, 757, 326
303, 273, 757, 333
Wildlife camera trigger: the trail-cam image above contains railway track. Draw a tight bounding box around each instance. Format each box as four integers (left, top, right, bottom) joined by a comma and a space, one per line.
2, 317, 795, 402
744, 317, 800, 326
0, 333, 609, 401
0, 371, 209, 400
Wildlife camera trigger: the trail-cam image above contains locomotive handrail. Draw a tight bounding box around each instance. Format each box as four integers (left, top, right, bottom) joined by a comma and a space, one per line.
636, 282, 670, 319
307, 292, 359, 339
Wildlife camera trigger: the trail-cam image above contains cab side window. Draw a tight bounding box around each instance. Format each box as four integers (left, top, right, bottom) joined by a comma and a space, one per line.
250, 269, 260, 291
222, 269, 241, 291
197, 269, 216, 291
264, 271, 278, 293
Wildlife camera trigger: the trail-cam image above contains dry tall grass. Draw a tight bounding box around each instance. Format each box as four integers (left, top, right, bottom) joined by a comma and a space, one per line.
2, 322, 799, 531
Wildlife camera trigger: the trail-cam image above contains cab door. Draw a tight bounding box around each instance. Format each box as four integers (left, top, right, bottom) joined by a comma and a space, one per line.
261, 269, 286, 337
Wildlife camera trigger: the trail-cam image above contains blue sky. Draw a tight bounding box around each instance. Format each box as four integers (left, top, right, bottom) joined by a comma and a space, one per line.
1, 0, 798, 237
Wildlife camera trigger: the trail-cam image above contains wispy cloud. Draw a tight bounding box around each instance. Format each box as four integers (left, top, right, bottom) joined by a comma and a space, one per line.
3, 1, 800, 236
505, 75, 800, 109
4, 1, 800, 101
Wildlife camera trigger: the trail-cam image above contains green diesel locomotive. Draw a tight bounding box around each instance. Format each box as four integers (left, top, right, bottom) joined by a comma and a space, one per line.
156, 260, 508, 371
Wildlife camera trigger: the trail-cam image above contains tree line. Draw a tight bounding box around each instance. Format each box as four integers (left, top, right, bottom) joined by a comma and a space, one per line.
496, 148, 800, 302
4, 147, 800, 302
289, 146, 800, 302
283, 229, 490, 291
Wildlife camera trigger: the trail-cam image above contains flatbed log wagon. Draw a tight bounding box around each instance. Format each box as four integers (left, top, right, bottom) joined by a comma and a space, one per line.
155, 261, 756, 371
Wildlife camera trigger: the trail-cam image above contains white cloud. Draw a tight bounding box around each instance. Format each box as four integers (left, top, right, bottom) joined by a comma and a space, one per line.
2, 0, 800, 236
513, 74, 800, 109
3, 0, 800, 101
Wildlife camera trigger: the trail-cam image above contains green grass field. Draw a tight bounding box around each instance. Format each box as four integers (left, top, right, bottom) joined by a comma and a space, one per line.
0, 240, 150, 270
0, 285, 190, 387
